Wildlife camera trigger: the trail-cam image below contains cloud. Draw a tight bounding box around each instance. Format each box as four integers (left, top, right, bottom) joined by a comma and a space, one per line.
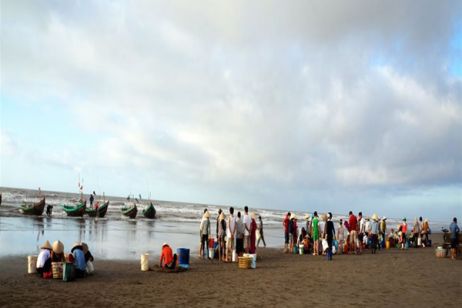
1, 0, 461, 212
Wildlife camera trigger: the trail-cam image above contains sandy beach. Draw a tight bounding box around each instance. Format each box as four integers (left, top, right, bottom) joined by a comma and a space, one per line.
0, 245, 460, 308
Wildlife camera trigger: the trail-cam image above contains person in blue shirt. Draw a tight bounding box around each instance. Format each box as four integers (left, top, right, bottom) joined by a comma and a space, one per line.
449, 217, 460, 260
72, 242, 87, 278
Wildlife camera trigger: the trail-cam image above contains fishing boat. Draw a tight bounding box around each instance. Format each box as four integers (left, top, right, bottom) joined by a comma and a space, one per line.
19, 197, 46, 215
85, 204, 97, 217
62, 200, 86, 217
85, 201, 110, 218
97, 200, 110, 218
122, 204, 137, 219
142, 202, 156, 219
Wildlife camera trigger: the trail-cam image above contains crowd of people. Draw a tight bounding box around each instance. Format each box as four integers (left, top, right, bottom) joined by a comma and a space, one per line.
36, 240, 94, 279
281, 210, 447, 261
198, 206, 265, 262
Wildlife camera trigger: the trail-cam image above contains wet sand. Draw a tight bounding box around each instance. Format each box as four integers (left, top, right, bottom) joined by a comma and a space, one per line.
0, 246, 460, 307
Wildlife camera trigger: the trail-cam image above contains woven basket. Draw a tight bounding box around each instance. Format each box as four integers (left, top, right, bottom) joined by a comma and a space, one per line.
52, 262, 63, 279
238, 256, 251, 269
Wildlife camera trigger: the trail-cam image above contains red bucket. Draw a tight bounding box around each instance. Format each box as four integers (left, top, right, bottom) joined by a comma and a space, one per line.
208, 238, 215, 248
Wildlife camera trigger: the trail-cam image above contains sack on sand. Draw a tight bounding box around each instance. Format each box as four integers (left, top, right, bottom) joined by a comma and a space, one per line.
322, 239, 328, 252
86, 261, 94, 274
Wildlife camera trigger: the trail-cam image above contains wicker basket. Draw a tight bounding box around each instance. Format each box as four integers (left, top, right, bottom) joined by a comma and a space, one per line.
238, 256, 251, 269
52, 262, 63, 279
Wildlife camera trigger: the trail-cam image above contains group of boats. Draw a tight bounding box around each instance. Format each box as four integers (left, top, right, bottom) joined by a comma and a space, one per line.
5, 195, 157, 219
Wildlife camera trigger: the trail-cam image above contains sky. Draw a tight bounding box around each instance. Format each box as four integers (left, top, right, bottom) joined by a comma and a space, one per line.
1, 0, 461, 220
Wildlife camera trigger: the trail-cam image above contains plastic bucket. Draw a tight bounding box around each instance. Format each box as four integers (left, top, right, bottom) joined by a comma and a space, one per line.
27, 255, 37, 274
177, 248, 190, 268
435, 247, 445, 258
63, 263, 74, 282
386, 240, 390, 249
141, 253, 149, 271
299, 244, 304, 255
52, 262, 63, 279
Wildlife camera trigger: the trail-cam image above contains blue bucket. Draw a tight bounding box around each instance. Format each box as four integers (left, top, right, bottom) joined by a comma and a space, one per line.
177, 248, 190, 268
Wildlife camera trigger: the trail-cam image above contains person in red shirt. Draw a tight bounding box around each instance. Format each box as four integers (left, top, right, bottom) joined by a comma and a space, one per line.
283, 212, 291, 252
249, 213, 257, 254
348, 211, 358, 254
160, 243, 177, 269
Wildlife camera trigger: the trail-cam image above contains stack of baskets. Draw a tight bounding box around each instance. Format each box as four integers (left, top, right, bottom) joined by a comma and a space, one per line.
238, 256, 252, 269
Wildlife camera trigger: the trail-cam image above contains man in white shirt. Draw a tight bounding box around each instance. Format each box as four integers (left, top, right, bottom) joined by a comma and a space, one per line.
243, 206, 251, 253
226, 207, 236, 262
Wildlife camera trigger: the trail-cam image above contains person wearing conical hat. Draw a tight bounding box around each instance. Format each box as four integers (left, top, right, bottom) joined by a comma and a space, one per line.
51, 240, 65, 262
199, 210, 211, 259
370, 215, 379, 254
36, 240, 52, 277
72, 242, 86, 278
82, 242, 95, 274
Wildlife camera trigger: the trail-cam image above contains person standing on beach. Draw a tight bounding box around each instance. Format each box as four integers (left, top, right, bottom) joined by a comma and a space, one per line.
249, 212, 257, 254
290, 214, 298, 253
337, 219, 345, 254
412, 218, 421, 247
311, 212, 320, 256
257, 215, 267, 247
400, 218, 408, 249
226, 207, 236, 262
324, 212, 335, 260
449, 217, 459, 260
379, 217, 387, 249
236, 212, 245, 256
199, 210, 211, 259
305, 214, 312, 237
348, 211, 358, 254
283, 212, 291, 253
421, 218, 430, 247
370, 214, 379, 254
217, 211, 226, 261
358, 212, 364, 252
243, 206, 251, 253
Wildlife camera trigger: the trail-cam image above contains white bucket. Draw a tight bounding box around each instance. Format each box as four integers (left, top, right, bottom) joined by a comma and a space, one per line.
141, 253, 149, 271
28, 255, 37, 274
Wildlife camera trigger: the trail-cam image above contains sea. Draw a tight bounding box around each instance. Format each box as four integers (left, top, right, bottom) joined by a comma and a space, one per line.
0, 187, 447, 260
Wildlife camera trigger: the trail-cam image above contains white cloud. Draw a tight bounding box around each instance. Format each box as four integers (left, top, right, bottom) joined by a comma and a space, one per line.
1, 0, 461, 212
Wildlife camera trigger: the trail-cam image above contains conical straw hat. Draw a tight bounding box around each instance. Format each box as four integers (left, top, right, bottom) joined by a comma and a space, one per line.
41, 240, 52, 250
52, 240, 64, 254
